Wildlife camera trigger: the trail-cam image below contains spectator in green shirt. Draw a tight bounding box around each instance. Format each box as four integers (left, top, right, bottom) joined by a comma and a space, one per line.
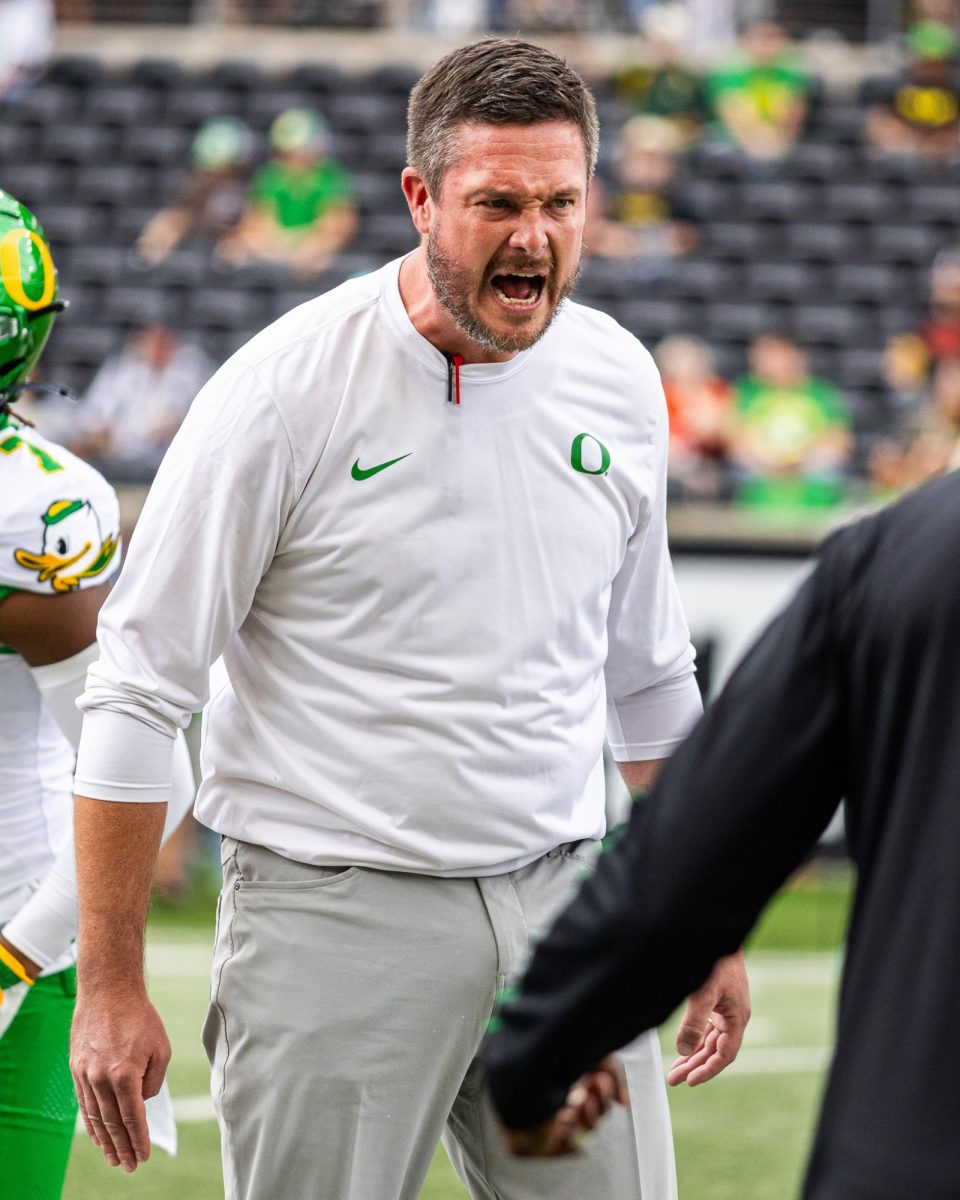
616, 5, 708, 148
706, 20, 812, 162
730, 333, 852, 509
219, 108, 358, 276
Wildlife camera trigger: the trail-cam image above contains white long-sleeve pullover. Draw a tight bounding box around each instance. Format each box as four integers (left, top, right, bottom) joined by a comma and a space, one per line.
77, 257, 701, 876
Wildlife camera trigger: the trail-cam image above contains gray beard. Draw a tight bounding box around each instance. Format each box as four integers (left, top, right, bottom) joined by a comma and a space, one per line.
426, 232, 581, 354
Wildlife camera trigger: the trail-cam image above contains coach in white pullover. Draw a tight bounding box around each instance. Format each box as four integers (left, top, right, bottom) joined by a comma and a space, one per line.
71, 39, 750, 1199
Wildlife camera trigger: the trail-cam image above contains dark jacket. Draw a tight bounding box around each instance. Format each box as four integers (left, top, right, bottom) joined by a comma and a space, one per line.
486, 471, 960, 1200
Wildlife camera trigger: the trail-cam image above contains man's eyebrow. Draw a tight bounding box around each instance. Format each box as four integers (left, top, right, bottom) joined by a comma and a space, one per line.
464, 185, 584, 202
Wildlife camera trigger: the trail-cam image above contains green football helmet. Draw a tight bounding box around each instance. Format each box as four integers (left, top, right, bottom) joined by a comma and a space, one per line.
0, 188, 66, 403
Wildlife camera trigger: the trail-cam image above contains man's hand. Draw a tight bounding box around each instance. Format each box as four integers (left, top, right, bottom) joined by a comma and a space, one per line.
70, 985, 171, 1173
667, 950, 751, 1087
502, 1057, 628, 1157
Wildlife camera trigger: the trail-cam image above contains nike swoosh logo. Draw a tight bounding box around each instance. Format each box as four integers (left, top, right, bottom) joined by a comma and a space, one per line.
351, 453, 411, 481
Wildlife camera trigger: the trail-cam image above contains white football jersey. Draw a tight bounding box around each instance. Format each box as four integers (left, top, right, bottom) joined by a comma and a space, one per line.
0, 412, 120, 921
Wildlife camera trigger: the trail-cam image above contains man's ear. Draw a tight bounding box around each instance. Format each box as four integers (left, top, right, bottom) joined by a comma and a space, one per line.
401, 168, 433, 237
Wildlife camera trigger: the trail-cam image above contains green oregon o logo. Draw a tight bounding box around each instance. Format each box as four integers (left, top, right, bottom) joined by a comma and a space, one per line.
570, 432, 611, 476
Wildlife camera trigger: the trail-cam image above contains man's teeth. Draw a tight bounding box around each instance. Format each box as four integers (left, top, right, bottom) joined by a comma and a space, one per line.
492, 274, 544, 306
493, 287, 540, 306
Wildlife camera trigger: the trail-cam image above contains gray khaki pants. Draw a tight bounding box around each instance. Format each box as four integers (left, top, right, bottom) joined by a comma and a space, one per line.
202, 837, 677, 1200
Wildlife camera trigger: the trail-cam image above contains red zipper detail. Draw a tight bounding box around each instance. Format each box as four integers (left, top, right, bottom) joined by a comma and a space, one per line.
452, 355, 463, 405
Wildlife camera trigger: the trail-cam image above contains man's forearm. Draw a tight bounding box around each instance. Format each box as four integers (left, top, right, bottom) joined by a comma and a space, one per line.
617, 758, 667, 796
74, 797, 167, 991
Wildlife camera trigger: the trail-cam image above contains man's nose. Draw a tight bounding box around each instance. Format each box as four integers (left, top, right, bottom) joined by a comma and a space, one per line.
508, 212, 548, 255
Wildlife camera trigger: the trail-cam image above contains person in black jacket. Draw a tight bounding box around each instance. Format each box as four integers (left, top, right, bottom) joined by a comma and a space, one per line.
486, 470, 960, 1200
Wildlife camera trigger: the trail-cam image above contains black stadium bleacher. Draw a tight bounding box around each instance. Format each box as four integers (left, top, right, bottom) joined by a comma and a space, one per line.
2, 53, 955, 466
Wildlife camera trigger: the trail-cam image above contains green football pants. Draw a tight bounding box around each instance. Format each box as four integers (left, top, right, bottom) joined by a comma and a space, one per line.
0, 967, 78, 1200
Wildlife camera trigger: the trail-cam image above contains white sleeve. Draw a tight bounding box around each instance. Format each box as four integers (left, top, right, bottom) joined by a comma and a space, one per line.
3, 730, 196, 971
75, 358, 298, 802
604, 353, 701, 762
29, 643, 100, 749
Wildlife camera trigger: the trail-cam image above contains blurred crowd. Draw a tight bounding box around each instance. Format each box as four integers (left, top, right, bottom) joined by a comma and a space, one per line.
5, 0, 960, 509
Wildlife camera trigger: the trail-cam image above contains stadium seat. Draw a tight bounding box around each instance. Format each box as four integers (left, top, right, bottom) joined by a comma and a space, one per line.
578, 257, 647, 303
906, 184, 960, 228
67, 243, 136, 287
868, 224, 946, 265
326, 92, 406, 136
791, 303, 871, 347
186, 287, 261, 332
877, 305, 925, 337
821, 181, 897, 224
703, 221, 775, 261
206, 59, 265, 92
102, 285, 175, 327
146, 244, 216, 288
682, 179, 736, 222
808, 103, 865, 146
837, 346, 885, 389
84, 82, 160, 127
783, 141, 856, 183
739, 180, 818, 222
361, 213, 418, 257
0, 162, 70, 208
5, 83, 70, 126
245, 88, 315, 130
278, 62, 344, 94
618, 299, 693, 344
704, 301, 776, 343
830, 262, 912, 305
41, 123, 119, 166
163, 85, 241, 128
351, 170, 407, 216
745, 261, 824, 303
784, 221, 863, 263
45, 55, 105, 89
154, 165, 192, 204
663, 258, 733, 302
0, 122, 40, 162
364, 131, 408, 172
121, 125, 193, 167
49, 322, 125, 371
40, 203, 100, 248
365, 64, 422, 96
123, 57, 184, 90
75, 163, 150, 207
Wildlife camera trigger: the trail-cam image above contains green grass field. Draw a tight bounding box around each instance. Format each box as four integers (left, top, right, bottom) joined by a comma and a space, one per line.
63, 864, 850, 1200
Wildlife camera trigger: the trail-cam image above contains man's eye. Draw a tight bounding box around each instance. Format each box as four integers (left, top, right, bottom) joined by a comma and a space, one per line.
552, 198, 574, 209
483, 198, 509, 209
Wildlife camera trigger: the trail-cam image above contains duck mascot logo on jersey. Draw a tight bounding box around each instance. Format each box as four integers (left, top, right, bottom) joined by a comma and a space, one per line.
14, 499, 119, 592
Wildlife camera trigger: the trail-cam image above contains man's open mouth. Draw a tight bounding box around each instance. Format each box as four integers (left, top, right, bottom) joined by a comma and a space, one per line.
490, 271, 546, 309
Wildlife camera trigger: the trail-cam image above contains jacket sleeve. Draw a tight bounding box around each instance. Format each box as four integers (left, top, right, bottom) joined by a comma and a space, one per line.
486, 535, 850, 1129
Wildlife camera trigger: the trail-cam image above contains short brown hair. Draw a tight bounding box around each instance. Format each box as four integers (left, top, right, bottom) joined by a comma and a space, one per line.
407, 37, 599, 197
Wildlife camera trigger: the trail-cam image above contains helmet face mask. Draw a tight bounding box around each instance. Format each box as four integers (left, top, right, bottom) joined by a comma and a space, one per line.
0, 188, 64, 403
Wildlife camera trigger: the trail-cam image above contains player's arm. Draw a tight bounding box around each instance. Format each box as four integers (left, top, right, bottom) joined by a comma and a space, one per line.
617, 756, 750, 1090
0, 580, 196, 1045
0, 582, 109, 1011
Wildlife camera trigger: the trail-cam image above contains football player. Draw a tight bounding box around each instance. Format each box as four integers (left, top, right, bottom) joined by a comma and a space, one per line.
0, 188, 194, 1197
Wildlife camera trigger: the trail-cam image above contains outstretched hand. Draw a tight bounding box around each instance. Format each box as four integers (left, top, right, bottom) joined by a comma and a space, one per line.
502, 1057, 628, 1157
668, 950, 751, 1087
